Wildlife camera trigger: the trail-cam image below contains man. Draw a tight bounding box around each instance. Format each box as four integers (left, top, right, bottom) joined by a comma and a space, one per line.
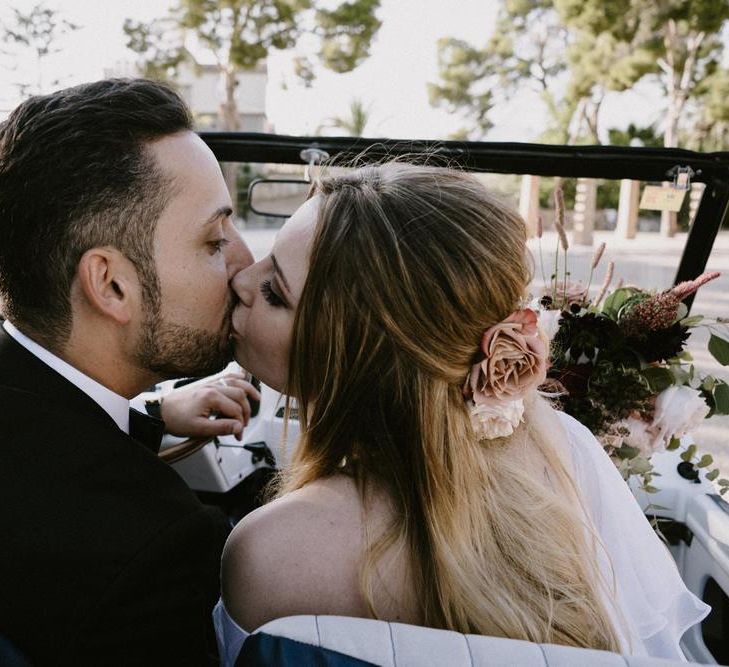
0, 79, 255, 665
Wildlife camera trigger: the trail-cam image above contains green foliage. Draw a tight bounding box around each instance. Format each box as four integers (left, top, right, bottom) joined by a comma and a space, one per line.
600, 287, 639, 320
711, 381, 729, 415
429, 1, 567, 140
124, 0, 381, 85
319, 98, 372, 136
708, 334, 729, 366
123, 18, 188, 81
2, 4, 80, 98
316, 0, 382, 73
667, 436, 681, 450
680, 444, 698, 462
697, 454, 713, 468
607, 123, 662, 148
641, 367, 674, 393
538, 178, 572, 209
431, 0, 729, 146
427, 38, 495, 138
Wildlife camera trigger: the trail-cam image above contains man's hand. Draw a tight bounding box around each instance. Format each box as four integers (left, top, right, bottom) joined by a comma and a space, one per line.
161, 373, 261, 441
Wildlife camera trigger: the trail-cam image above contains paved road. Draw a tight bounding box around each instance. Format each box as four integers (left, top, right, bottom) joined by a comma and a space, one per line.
240, 225, 729, 477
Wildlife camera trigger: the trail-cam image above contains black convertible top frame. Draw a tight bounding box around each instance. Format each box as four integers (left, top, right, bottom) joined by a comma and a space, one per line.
200, 132, 729, 310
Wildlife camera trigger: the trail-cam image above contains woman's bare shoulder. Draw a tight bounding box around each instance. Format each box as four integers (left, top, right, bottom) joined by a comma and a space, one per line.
221, 474, 371, 631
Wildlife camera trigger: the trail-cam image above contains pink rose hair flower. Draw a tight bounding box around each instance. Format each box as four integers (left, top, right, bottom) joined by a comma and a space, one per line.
468, 308, 548, 407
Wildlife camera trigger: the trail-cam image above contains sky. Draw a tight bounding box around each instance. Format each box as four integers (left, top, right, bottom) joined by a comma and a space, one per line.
0, 0, 661, 141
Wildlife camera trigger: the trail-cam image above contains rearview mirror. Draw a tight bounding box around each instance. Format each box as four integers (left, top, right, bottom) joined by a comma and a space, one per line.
248, 178, 311, 219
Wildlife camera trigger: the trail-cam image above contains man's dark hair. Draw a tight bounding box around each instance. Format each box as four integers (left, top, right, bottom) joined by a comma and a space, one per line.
0, 78, 193, 350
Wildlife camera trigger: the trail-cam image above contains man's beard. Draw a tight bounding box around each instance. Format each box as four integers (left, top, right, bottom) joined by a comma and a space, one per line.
135, 294, 236, 380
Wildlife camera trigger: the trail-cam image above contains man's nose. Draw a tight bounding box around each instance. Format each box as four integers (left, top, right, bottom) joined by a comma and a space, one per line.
225, 227, 255, 278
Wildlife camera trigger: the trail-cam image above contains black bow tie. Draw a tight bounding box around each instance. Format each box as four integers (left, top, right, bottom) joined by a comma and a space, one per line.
129, 407, 165, 454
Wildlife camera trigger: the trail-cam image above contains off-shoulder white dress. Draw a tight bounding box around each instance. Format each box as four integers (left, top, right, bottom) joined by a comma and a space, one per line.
214, 411, 710, 665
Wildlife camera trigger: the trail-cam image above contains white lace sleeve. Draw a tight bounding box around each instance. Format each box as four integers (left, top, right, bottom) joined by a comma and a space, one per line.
556, 411, 710, 660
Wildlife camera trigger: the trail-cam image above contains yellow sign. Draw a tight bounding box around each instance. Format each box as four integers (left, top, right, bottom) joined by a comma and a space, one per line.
639, 185, 687, 212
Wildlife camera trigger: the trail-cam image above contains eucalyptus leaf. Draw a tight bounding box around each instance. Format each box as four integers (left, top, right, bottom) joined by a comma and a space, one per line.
680, 315, 704, 328
641, 367, 674, 393
601, 288, 634, 320
706, 469, 720, 481
697, 454, 713, 468
630, 457, 653, 474
614, 443, 640, 460
713, 382, 729, 415
680, 444, 697, 462
702, 376, 716, 392
709, 334, 729, 366
667, 436, 681, 451
642, 485, 659, 494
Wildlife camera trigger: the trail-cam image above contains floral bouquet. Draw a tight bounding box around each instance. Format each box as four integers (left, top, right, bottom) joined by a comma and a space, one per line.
535, 188, 729, 495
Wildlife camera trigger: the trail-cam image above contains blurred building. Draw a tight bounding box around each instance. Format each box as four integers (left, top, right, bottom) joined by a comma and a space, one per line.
104, 60, 268, 132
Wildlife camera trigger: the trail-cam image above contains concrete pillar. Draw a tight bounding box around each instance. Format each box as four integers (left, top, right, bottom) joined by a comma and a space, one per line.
572, 177, 596, 246
660, 182, 678, 237
688, 182, 706, 227
615, 179, 639, 239
518, 174, 540, 237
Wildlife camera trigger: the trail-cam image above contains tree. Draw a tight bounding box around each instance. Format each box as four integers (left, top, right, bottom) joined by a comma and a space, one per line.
428, 0, 569, 140
431, 1, 729, 150
688, 66, 729, 151
1, 3, 79, 98
558, 0, 729, 235
124, 0, 381, 212
318, 97, 371, 136
607, 123, 662, 148
557, 0, 729, 149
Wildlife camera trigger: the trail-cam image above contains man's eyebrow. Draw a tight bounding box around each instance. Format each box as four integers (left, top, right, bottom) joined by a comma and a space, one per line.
204, 206, 233, 224
271, 254, 291, 293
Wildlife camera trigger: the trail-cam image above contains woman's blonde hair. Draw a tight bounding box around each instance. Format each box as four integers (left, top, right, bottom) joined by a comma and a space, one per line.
279, 162, 622, 650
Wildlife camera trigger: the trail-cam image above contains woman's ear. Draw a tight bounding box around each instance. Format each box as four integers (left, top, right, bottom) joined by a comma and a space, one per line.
76, 247, 139, 325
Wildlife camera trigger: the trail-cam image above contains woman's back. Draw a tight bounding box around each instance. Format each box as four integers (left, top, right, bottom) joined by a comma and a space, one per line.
222, 473, 421, 631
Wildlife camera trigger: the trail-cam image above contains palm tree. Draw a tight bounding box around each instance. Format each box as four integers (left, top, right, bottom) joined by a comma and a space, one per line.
319, 98, 371, 136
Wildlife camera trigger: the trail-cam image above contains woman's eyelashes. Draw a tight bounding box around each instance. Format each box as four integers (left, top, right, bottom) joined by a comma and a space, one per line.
207, 238, 230, 254
260, 279, 286, 307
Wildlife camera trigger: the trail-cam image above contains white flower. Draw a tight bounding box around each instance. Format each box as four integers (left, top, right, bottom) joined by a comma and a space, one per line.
614, 416, 658, 458
470, 399, 525, 440
537, 309, 562, 342
649, 385, 710, 449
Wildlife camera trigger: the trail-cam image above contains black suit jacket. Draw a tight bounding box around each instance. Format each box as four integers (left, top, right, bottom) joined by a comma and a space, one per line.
0, 329, 230, 666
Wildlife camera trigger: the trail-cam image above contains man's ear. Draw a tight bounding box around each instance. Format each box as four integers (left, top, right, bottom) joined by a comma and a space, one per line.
76, 248, 139, 325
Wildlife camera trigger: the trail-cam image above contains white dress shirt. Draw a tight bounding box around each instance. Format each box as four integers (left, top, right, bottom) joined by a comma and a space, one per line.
3, 319, 130, 433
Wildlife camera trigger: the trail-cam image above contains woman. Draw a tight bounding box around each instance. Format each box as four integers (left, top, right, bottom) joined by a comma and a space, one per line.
218, 163, 709, 663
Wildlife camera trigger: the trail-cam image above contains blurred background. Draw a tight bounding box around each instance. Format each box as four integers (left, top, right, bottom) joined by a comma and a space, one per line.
2, 0, 729, 471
